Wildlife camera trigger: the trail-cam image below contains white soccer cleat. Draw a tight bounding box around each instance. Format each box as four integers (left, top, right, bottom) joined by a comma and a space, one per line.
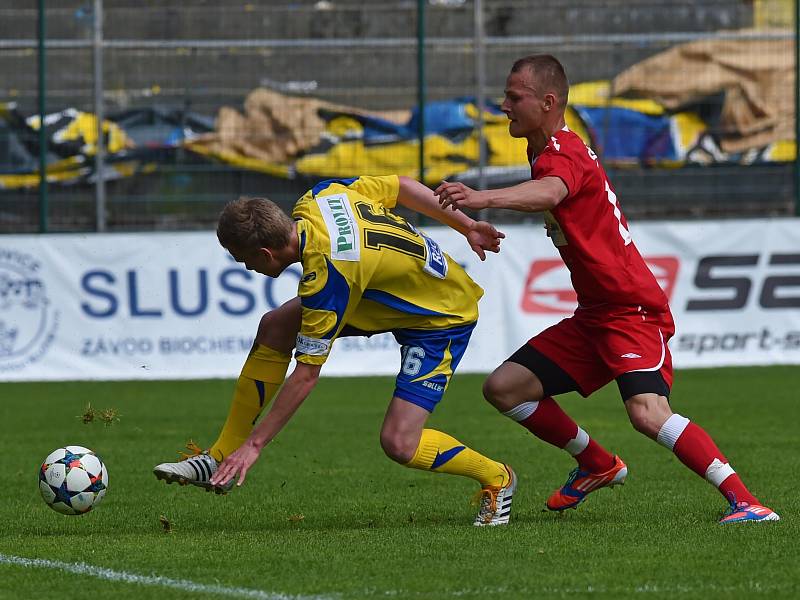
153, 450, 233, 494
473, 464, 516, 526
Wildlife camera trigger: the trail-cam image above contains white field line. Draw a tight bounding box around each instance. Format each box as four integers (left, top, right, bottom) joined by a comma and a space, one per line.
0, 554, 335, 600
3, 554, 789, 597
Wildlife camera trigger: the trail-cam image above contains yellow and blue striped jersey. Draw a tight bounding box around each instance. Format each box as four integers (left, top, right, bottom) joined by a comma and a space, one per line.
292, 175, 483, 365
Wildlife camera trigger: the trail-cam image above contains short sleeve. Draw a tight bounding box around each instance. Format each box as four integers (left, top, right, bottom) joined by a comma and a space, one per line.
345, 175, 400, 209
533, 145, 583, 199
295, 250, 362, 365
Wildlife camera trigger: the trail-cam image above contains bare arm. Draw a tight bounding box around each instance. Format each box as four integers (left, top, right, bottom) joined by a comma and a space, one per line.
396, 176, 504, 260
210, 361, 321, 487
396, 175, 476, 235
436, 177, 568, 213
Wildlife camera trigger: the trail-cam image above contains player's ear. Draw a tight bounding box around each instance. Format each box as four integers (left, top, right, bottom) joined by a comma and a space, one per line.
258, 247, 274, 262
543, 92, 556, 112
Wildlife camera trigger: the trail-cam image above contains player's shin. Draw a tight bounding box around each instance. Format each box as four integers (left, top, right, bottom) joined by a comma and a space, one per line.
656, 414, 759, 505
406, 428, 515, 525
208, 344, 291, 462
404, 428, 509, 487
504, 397, 615, 472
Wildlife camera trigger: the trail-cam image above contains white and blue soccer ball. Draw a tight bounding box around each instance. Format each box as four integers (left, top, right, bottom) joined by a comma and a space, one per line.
38, 446, 108, 515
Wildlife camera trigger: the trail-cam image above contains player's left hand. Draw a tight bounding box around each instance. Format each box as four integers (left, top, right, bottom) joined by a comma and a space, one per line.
210, 439, 263, 488
467, 220, 505, 260
435, 181, 489, 211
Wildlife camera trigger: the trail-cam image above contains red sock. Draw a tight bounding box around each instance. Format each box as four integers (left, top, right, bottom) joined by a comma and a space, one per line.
518, 397, 615, 473
575, 440, 616, 473
671, 421, 759, 505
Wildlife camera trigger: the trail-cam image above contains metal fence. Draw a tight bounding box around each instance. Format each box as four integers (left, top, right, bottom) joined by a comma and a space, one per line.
0, 0, 797, 232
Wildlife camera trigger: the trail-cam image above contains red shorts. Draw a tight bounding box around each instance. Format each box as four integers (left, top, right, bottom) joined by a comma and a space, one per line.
529, 304, 675, 397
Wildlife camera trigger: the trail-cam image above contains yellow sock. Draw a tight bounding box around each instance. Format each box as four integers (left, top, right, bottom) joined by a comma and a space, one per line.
208, 345, 291, 462
405, 428, 509, 487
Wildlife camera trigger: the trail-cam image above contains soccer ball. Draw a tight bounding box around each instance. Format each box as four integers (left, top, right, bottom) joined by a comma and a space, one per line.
38, 446, 108, 515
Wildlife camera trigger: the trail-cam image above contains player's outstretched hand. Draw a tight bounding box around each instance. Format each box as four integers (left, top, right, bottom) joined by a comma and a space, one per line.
210, 440, 262, 488
434, 181, 489, 211
467, 221, 505, 260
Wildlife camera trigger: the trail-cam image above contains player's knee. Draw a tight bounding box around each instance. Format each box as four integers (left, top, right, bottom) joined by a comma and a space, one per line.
482, 371, 525, 411
627, 410, 654, 437
625, 395, 669, 439
255, 304, 300, 352
482, 372, 505, 406
380, 430, 416, 464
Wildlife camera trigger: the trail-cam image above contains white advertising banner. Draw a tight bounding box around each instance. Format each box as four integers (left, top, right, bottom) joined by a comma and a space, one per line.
2, 218, 799, 381
487, 219, 800, 370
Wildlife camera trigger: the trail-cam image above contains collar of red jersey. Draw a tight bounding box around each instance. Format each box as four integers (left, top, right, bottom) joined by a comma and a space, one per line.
529, 126, 570, 164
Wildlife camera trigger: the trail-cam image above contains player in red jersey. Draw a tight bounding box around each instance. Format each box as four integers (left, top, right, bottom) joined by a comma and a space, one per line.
435, 54, 778, 524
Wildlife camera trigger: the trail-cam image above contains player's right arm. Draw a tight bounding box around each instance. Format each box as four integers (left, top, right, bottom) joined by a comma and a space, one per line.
435, 177, 567, 213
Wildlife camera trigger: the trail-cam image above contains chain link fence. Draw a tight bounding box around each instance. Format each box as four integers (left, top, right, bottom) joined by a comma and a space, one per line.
0, 0, 797, 232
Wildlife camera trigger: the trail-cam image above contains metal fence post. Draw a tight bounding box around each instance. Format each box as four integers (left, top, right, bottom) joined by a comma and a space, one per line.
795, 0, 799, 216
474, 0, 487, 195
94, 0, 107, 231
37, 0, 48, 233
417, 0, 426, 186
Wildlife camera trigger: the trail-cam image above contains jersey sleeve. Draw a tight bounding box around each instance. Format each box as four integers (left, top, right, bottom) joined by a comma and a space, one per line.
295, 249, 363, 365
533, 142, 584, 199
345, 175, 400, 209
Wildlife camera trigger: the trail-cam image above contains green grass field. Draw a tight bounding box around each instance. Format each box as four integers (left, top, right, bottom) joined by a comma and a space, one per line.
1, 366, 798, 599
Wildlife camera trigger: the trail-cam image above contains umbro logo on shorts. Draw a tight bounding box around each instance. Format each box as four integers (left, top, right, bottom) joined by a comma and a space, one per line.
620, 353, 642, 358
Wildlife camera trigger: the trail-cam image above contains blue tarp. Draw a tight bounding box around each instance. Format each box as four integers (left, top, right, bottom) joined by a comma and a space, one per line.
573, 106, 677, 163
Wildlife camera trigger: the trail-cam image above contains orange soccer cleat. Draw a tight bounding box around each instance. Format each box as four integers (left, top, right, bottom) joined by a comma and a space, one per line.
546, 455, 627, 511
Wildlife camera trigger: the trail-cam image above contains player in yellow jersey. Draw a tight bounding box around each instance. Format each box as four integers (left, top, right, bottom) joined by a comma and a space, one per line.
153, 175, 516, 526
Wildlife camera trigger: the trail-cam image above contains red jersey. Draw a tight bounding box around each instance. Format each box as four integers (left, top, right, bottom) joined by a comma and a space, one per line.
530, 127, 668, 311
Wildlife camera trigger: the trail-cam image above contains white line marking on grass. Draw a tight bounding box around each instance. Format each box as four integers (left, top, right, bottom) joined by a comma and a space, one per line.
0, 554, 335, 600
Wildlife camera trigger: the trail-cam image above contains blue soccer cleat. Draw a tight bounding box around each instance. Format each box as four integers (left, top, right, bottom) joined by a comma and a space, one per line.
719, 500, 780, 524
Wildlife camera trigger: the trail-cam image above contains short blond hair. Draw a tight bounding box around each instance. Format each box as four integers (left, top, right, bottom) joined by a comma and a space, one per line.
216, 196, 294, 251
